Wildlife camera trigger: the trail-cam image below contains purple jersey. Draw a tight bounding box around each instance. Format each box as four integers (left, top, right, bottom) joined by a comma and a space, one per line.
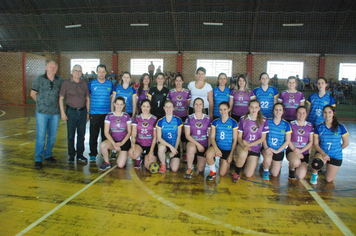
184, 114, 211, 147
132, 114, 157, 147
230, 89, 255, 116
278, 90, 305, 121
167, 88, 191, 117
136, 89, 149, 113
238, 115, 269, 153
105, 112, 131, 142
289, 120, 314, 154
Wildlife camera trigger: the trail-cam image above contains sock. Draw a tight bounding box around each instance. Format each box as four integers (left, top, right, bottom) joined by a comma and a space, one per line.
209, 164, 216, 173
235, 166, 242, 174
136, 156, 141, 161
264, 168, 269, 172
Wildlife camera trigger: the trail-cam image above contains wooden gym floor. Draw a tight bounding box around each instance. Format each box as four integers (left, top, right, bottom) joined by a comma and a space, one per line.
0, 105, 355, 236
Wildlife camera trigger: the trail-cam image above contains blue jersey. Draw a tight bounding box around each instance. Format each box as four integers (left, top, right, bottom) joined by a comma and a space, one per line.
88, 79, 114, 114
213, 87, 231, 117
266, 118, 292, 151
156, 116, 183, 146
253, 86, 278, 118
212, 117, 238, 151
314, 122, 348, 160
306, 93, 335, 126
113, 85, 137, 113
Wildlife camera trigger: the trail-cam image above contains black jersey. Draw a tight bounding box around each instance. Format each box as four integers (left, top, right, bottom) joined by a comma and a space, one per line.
148, 86, 169, 119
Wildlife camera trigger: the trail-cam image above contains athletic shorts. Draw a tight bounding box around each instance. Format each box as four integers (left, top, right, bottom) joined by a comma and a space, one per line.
315, 152, 342, 167
286, 148, 310, 163
195, 146, 208, 158
180, 116, 188, 143
137, 143, 158, 157
114, 139, 131, 151
262, 146, 285, 161
248, 151, 260, 157
231, 114, 241, 123
220, 149, 232, 160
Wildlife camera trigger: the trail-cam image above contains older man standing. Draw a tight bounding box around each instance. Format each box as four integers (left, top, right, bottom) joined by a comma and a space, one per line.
31, 60, 63, 169
59, 64, 90, 164
88, 64, 114, 162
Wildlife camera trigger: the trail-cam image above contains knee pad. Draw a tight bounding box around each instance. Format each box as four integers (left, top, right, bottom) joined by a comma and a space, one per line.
312, 158, 324, 170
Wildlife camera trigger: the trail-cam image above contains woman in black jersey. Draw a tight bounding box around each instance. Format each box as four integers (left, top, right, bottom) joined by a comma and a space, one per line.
147, 73, 169, 120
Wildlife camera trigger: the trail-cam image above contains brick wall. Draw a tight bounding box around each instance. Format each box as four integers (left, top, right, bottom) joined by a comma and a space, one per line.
60, 52, 113, 79
0, 52, 23, 104
252, 54, 319, 85
25, 53, 46, 102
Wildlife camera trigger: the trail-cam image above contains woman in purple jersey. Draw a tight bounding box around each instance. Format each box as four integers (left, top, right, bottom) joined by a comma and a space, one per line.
129, 99, 158, 170
136, 73, 150, 115
232, 100, 269, 182
278, 76, 305, 122
184, 98, 211, 178
167, 74, 191, 161
286, 106, 313, 180
229, 74, 255, 122
99, 96, 132, 171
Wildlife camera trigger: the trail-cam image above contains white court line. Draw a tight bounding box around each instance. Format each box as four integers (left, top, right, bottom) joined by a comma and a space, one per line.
343, 158, 356, 164
0, 110, 5, 117
129, 168, 270, 235
0, 136, 9, 139
19, 142, 31, 146
300, 180, 354, 236
14, 133, 23, 136
16, 165, 118, 236
26, 131, 34, 133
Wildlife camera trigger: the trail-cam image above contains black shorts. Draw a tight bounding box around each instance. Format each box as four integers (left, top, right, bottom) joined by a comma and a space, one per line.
262, 146, 285, 161
114, 139, 131, 151
180, 116, 188, 143
231, 114, 241, 123
220, 149, 232, 160
327, 157, 342, 167
137, 143, 158, 157
248, 151, 260, 157
195, 146, 207, 158
286, 148, 310, 163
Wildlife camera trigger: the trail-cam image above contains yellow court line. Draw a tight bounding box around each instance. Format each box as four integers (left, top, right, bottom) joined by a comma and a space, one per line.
16, 165, 118, 236
300, 180, 355, 236
129, 168, 271, 236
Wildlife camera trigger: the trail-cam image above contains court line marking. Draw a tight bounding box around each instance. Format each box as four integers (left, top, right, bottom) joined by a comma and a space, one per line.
14, 133, 23, 136
129, 168, 270, 235
300, 180, 355, 236
0, 110, 5, 117
16, 165, 118, 236
19, 142, 31, 146
0, 136, 9, 139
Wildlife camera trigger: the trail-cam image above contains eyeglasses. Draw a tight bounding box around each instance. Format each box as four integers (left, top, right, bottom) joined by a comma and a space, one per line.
73, 70, 82, 73
50, 81, 53, 90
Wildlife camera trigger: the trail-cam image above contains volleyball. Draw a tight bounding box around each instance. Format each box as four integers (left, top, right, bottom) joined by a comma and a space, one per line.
149, 162, 160, 173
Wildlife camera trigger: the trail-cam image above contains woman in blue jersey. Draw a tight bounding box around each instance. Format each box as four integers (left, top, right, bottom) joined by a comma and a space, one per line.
253, 72, 279, 118
205, 102, 238, 181
229, 74, 255, 122
156, 100, 183, 173
111, 72, 137, 117
212, 73, 231, 120
310, 105, 349, 184
99, 97, 132, 171
262, 103, 291, 181
184, 98, 212, 178
306, 77, 336, 126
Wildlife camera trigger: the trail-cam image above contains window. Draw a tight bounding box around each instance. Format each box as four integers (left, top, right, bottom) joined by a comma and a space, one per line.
339, 63, 356, 81
266, 61, 304, 79
130, 59, 164, 75
196, 59, 232, 77
70, 58, 100, 74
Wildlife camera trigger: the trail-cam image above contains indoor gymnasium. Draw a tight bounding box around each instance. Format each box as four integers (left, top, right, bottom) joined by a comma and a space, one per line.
0, 1, 356, 235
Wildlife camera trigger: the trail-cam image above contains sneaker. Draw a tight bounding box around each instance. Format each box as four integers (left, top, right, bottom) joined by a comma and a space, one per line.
183, 153, 187, 162
100, 162, 111, 171
90, 156, 96, 162
110, 151, 116, 161
77, 156, 87, 163
34, 162, 42, 169
206, 170, 217, 181
184, 168, 193, 179
289, 169, 296, 180
232, 173, 240, 183
45, 156, 56, 163
68, 157, 75, 164
263, 171, 270, 181
159, 164, 166, 174
310, 173, 318, 185
134, 159, 141, 169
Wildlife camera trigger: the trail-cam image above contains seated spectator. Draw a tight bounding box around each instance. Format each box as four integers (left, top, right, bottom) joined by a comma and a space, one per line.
302, 76, 311, 91
334, 87, 345, 104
